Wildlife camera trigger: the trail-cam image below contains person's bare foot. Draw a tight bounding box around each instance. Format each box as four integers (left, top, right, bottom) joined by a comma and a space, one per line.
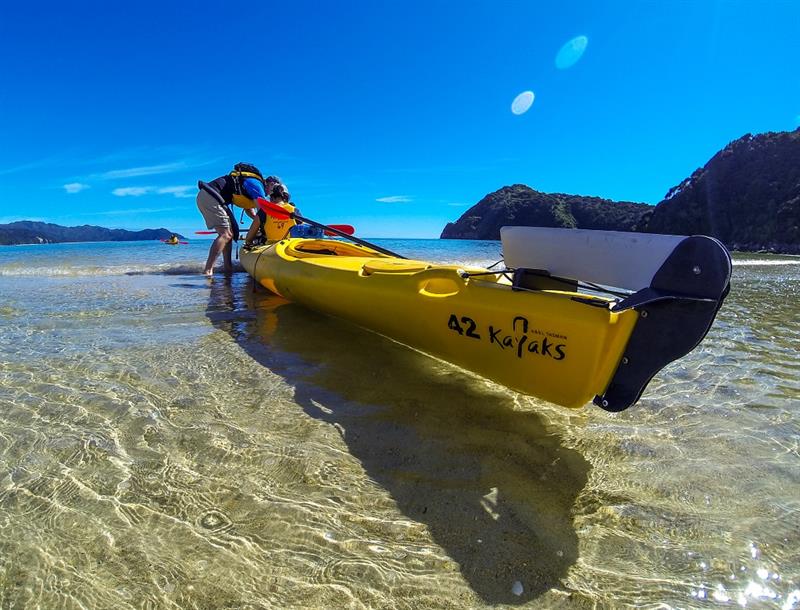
203, 269, 213, 276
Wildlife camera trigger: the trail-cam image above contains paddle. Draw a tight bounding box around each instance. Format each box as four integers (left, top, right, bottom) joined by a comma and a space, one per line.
256, 199, 406, 259
162, 239, 189, 245
194, 224, 357, 237
325, 224, 356, 236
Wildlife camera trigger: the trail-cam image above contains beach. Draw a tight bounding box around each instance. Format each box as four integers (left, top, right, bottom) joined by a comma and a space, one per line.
0, 240, 798, 609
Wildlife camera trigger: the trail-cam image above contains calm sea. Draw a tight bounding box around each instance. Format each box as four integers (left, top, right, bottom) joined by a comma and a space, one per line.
0, 239, 798, 609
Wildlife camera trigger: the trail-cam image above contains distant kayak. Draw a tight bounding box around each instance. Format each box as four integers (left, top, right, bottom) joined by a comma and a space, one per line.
241, 228, 731, 411
162, 239, 187, 245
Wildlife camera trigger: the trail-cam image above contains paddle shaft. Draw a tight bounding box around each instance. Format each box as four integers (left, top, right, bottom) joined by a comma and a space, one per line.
195, 223, 355, 237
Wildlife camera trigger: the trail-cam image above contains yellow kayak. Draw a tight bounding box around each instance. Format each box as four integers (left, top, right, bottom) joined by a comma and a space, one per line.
240, 232, 731, 411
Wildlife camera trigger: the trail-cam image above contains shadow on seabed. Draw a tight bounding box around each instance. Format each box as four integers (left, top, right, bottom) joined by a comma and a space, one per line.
204, 274, 590, 605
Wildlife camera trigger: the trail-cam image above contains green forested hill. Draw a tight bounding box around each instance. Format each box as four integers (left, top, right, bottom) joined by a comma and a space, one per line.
440, 185, 651, 240
0, 221, 183, 246
441, 128, 800, 254
646, 129, 800, 252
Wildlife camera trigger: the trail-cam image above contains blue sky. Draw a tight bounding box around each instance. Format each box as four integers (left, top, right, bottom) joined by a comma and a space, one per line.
1, 1, 798, 238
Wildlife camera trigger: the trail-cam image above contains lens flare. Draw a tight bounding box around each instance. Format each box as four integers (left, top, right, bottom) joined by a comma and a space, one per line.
511, 91, 535, 115
555, 35, 589, 69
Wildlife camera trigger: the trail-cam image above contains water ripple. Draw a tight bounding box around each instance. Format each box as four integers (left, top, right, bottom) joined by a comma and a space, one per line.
0, 247, 798, 608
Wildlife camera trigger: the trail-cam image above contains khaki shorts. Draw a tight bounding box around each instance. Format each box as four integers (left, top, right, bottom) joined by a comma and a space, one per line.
196, 189, 230, 230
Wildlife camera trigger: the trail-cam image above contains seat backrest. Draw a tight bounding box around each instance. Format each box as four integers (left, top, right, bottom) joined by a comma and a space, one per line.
501, 226, 687, 291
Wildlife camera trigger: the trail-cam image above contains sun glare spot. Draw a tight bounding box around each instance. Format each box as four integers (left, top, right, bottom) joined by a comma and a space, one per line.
511, 91, 535, 115
555, 35, 589, 69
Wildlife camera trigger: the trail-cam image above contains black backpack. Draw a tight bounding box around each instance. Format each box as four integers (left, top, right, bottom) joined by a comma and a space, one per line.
232, 162, 263, 179
230, 162, 266, 198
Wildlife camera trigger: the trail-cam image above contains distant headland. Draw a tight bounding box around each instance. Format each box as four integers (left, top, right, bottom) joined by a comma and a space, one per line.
0, 221, 184, 246
442, 128, 800, 254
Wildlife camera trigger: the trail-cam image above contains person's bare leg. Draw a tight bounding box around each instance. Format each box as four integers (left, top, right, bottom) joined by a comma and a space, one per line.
222, 240, 233, 274
203, 227, 232, 275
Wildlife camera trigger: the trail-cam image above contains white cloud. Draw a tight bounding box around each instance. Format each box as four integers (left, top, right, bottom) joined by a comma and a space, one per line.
0, 157, 61, 176
112, 185, 196, 198
100, 162, 190, 180
447, 202, 470, 207
156, 185, 195, 198
63, 182, 90, 194
376, 195, 412, 203
113, 187, 153, 197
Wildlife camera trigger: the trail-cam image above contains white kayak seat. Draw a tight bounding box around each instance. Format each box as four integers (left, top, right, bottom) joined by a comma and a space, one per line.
500, 226, 732, 309
502, 227, 686, 292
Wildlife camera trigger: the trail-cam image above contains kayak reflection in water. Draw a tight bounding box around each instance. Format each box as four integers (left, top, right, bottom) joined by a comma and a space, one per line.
202, 276, 590, 604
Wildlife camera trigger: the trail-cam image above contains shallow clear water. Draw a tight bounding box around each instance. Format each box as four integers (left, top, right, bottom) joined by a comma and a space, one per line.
0, 240, 798, 609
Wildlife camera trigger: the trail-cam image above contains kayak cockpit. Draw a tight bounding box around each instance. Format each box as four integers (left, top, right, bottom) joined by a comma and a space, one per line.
283, 239, 385, 259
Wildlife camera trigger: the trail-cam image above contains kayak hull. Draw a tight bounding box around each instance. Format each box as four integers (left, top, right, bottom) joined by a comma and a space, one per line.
240, 239, 639, 409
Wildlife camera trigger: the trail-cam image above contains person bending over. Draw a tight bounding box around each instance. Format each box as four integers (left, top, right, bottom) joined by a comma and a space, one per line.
196, 163, 276, 275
